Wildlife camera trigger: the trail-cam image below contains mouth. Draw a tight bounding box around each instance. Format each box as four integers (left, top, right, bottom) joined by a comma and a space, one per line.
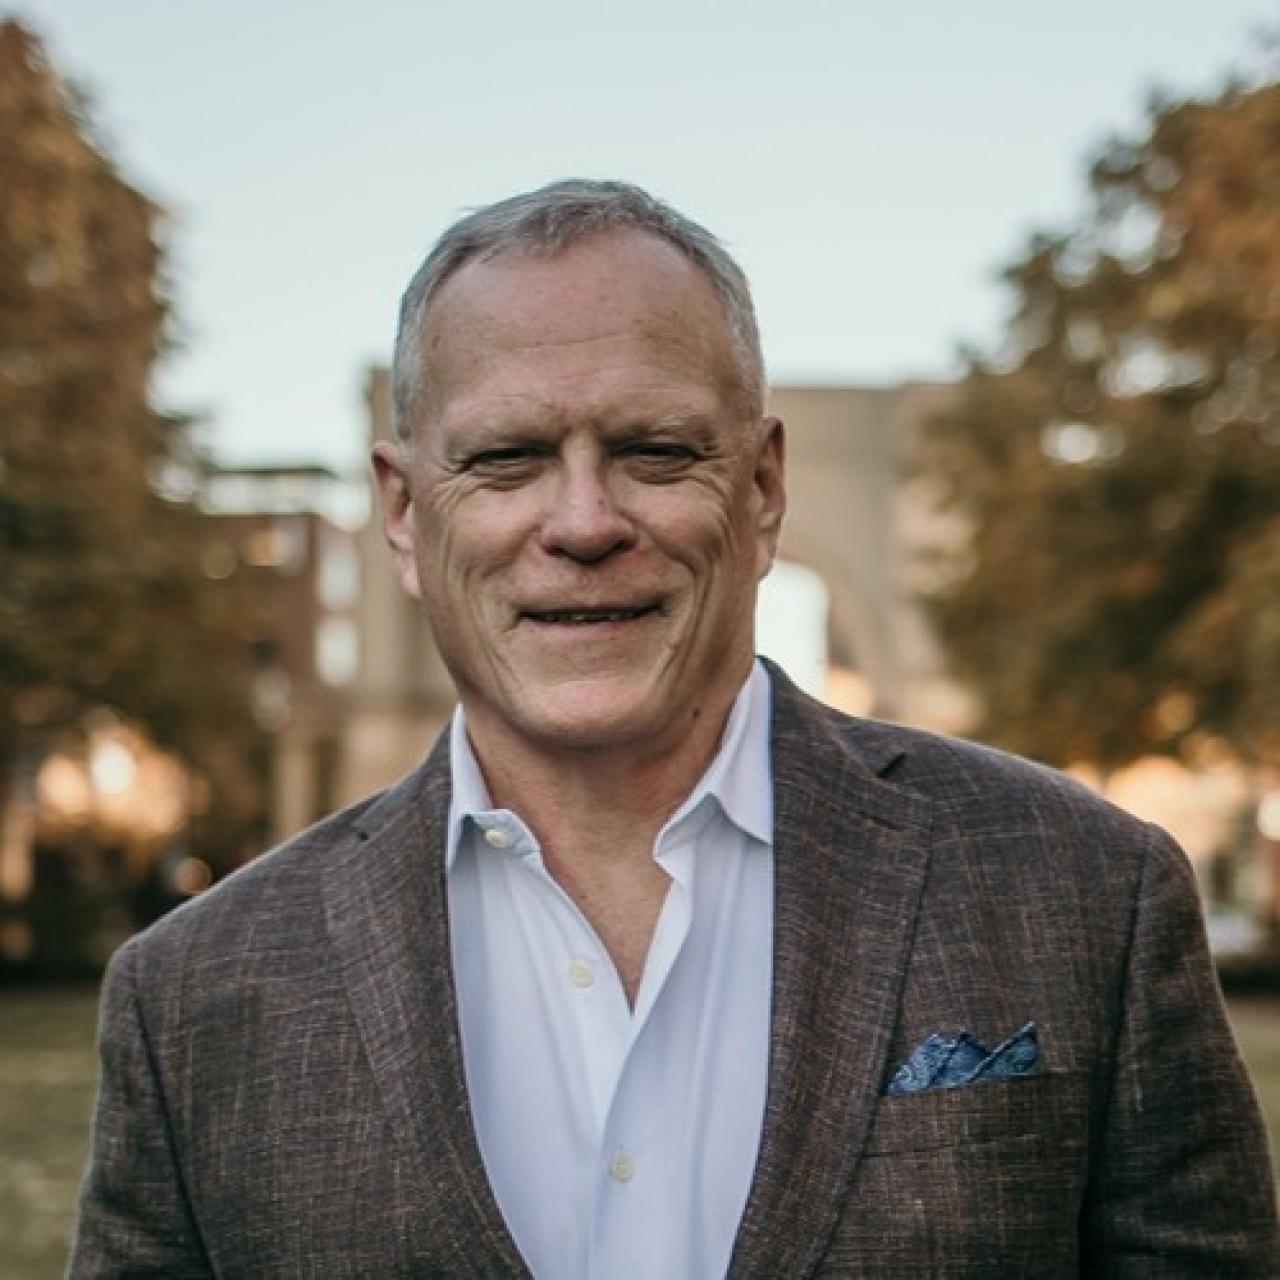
520, 602, 663, 626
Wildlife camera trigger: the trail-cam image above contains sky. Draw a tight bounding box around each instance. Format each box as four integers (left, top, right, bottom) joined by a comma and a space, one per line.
24, 0, 1280, 473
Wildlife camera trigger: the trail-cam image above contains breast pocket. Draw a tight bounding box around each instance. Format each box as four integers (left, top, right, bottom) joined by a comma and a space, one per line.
864, 1069, 1089, 1154
819, 1073, 1091, 1277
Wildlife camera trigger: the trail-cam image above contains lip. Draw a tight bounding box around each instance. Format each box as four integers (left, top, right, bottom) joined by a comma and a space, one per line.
517, 600, 665, 626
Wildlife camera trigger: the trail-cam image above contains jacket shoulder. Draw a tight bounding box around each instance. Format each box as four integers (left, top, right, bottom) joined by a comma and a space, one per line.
773, 669, 1166, 861
109, 764, 429, 987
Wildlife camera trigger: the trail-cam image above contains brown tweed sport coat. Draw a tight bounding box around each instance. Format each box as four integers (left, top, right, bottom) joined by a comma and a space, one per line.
69, 664, 1278, 1277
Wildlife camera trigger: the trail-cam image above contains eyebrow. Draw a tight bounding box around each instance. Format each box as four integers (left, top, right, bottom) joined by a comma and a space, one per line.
601, 414, 721, 443
439, 419, 554, 459
442, 411, 722, 456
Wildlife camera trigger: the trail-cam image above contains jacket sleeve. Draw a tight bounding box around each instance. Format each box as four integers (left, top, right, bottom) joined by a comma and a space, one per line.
1081, 824, 1279, 1274
66, 937, 212, 1278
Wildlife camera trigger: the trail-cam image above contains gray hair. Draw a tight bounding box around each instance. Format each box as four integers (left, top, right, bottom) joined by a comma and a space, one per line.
390, 178, 765, 440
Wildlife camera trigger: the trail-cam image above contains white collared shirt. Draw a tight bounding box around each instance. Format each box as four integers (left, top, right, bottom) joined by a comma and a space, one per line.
446, 662, 774, 1280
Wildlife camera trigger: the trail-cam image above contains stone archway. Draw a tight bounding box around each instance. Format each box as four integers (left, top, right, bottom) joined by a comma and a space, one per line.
757, 547, 884, 718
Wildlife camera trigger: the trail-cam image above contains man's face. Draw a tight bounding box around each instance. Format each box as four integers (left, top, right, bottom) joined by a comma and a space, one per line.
374, 230, 785, 762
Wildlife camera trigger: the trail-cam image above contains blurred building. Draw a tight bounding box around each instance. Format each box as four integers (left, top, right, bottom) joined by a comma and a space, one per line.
767, 383, 973, 733
0, 463, 369, 974
198, 464, 365, 839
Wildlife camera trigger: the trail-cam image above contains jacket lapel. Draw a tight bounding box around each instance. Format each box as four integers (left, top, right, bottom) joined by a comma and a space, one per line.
321, 735, 530, 1277
729, 667, 934, 1278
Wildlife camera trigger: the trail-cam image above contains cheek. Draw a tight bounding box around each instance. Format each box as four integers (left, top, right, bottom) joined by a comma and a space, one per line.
630, 480, 745, 562
419, 490, 530, 574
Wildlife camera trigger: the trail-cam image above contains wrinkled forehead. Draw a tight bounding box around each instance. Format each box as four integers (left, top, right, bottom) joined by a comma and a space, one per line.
416, 231, 746, 419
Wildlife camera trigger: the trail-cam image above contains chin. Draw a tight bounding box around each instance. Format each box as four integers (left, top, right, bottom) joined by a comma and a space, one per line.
510, 679, 678, 754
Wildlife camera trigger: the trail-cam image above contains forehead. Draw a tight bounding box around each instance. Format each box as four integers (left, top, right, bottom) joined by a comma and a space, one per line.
418, 231, 742, 420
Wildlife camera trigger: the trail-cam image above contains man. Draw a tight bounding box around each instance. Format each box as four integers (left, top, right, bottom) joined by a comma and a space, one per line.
70, 180, 1276, 1277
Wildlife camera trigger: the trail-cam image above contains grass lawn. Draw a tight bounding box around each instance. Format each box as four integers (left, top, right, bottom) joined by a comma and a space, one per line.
2, 986, 1277, 1279
1226, 995, 1280, 1173
0, 988, 99, 1280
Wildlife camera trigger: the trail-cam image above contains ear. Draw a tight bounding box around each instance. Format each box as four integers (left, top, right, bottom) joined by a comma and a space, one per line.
752, 416, 787, 580
371, 440, 424, 600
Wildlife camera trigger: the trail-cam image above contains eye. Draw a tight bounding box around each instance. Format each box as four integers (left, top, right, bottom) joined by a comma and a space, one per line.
630, 443, 692, 459
469, 446, 537, 465
462, 446, 547, 480
616, 441, 699, 473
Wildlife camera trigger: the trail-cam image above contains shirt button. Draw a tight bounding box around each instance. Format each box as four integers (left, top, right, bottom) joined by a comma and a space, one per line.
609, 1153, 636, 1183
569, 957, 596, 989
483, 827, 513, 850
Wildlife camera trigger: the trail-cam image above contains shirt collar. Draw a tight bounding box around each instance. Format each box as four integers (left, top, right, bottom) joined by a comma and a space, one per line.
445, 659, 774, 870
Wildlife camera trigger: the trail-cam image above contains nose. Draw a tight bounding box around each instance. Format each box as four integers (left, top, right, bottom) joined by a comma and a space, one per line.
537, 458, 635, 564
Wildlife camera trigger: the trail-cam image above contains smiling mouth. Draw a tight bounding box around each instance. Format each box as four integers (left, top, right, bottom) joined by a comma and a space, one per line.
521, 604, 662, 625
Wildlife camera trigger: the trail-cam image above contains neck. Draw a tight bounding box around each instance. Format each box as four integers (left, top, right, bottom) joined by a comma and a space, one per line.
460, 675, 750, 1004
465, 691, 741, 862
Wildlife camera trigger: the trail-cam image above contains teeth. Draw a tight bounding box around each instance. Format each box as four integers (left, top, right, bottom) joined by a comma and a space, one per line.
529, 608, 648, 624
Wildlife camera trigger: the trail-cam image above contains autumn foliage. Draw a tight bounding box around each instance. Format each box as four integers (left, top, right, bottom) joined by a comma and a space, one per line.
0, 22, 266, 860
919, 67, 1280, 770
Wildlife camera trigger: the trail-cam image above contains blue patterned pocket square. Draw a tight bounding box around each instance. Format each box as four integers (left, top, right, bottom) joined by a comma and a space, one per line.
885, 1021, 1041, 1096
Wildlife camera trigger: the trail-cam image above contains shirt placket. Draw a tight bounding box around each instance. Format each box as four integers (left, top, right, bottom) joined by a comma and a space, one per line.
474, 808, 704, 1279
586, 822, 699, 1278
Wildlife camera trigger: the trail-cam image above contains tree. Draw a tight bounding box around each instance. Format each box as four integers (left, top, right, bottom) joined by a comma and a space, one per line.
0, 22, 267, 884
918, 62, 1280, 771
